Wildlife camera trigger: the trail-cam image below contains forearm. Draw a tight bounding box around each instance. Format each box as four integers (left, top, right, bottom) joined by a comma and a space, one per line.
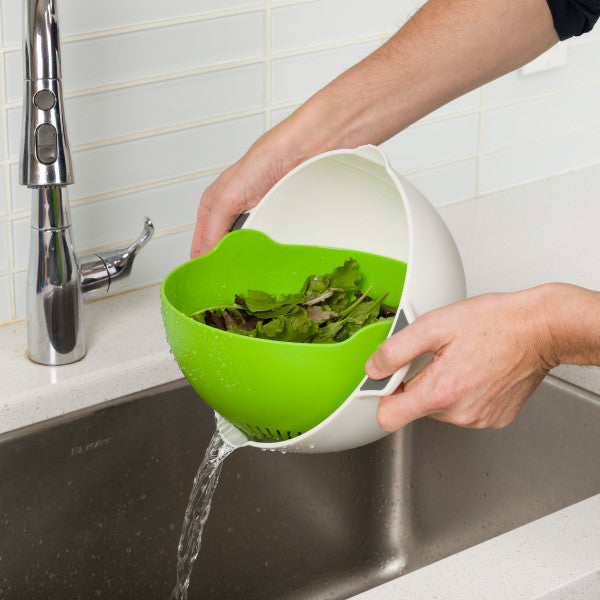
264, 0, 558, 170
540, 283, 600, 367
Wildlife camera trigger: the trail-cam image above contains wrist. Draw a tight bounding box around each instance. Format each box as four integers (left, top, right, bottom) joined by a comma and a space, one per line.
537, 283, 600, 367
246, 79, 380, 179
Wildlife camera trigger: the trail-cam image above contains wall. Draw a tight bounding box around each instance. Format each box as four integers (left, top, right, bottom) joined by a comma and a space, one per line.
0, 0, 599, 325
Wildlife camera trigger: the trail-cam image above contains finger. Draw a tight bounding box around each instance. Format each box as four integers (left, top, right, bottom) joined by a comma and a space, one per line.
190, 198, 211, 259
190, 213, 205, 259
376, 376, 434, 432
198, 208, 238, 256
366, 315, 443, 380
191, 191, 239, 258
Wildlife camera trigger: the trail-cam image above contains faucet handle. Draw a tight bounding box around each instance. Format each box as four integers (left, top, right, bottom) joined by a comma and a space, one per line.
127, 216, 154, 254
80, 217, 155, 297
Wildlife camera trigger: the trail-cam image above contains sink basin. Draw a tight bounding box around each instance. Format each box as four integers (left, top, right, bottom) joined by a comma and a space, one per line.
1, 376, 599, 598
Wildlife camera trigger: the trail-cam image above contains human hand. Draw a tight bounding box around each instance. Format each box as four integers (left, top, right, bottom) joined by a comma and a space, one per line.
190, 132, 291, 258
365, 286, 559, 432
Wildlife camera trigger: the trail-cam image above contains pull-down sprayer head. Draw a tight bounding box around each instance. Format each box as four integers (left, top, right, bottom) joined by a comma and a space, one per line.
20, 0, 73, 187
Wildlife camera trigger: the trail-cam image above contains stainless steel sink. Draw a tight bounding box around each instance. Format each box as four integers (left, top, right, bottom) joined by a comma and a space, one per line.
1, 375, 600, 599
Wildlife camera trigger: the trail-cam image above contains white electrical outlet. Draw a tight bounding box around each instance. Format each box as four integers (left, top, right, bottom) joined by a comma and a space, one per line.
520, 43, 568, 75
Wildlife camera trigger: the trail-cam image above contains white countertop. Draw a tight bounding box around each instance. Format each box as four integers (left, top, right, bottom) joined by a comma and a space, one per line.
351, 492, 600, 600
0, 285, 182, 436
2, 163, 600, 596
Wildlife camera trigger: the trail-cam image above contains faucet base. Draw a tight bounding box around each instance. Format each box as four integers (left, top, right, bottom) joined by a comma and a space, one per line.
26, 187, 86, 366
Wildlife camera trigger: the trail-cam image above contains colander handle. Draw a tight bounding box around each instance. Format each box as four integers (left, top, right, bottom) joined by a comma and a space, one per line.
359, 303, 416, 397
231, 212, 250, 231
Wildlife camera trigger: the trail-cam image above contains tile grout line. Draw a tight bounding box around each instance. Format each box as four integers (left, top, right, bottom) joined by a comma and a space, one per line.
0, 4, 16, 320
265, 1, 272, 130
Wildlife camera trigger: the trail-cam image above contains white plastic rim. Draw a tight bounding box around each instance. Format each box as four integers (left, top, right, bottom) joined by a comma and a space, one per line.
217, 145, 466, 453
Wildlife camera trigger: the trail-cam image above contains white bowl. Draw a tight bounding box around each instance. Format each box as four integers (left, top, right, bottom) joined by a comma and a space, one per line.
217, 144, 466, 453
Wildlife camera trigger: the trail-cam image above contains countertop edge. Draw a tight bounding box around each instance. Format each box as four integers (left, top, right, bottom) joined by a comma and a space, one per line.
350, 490, 600, 600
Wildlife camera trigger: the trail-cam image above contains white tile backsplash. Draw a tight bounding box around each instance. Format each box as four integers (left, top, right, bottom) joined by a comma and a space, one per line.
405, 158, 478, 207
485, 39, 600, 106
483, 83, 600, 152
479, 121, 600, 194
1, 0, 263, 46
11, 217, 28, 269
7, 63, 266, 157
9, 163, 30, 214
0, 168, 6, 216
271, 0, 403, 54
71, 174, 217, 253
5, 12, 266, 101
0, 274, 11, 324
271, 39, 380, 104
0, 220, 8, 270
1, 0, 599, 324
115, 228, 193, 293
11, 114, 265, 206
383, 113, 480, 173
12, 270, 26, 321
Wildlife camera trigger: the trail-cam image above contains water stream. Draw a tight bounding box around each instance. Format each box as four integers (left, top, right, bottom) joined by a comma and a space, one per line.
170, 428, 237, 600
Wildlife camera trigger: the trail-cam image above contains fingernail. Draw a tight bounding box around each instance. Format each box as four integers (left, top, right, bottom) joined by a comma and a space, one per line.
365, 356, 377, 377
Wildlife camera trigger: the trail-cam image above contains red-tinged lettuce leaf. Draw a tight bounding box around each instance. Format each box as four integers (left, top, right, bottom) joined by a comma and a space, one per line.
306, 305, 339, 324
222, 310, 258, 337
205, 309, 227, 331
380, 303, 396, 318
303, 288, 335, 306
227, 308, 259, 331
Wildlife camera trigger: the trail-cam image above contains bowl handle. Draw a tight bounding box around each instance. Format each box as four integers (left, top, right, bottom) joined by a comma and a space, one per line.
231, 212, 250, 231
357, 302, 417, 398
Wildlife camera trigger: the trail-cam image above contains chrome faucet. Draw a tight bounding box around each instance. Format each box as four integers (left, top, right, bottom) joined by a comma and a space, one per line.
19, 0, 154, 365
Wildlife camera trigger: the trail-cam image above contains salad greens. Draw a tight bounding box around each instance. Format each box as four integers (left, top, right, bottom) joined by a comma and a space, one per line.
190, 258, 397, 344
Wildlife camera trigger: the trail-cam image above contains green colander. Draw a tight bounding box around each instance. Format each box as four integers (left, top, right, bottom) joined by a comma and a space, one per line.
160, 228, 407, 441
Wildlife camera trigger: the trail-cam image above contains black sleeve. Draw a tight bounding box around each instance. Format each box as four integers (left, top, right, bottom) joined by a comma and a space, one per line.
546, 0, 600, 40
